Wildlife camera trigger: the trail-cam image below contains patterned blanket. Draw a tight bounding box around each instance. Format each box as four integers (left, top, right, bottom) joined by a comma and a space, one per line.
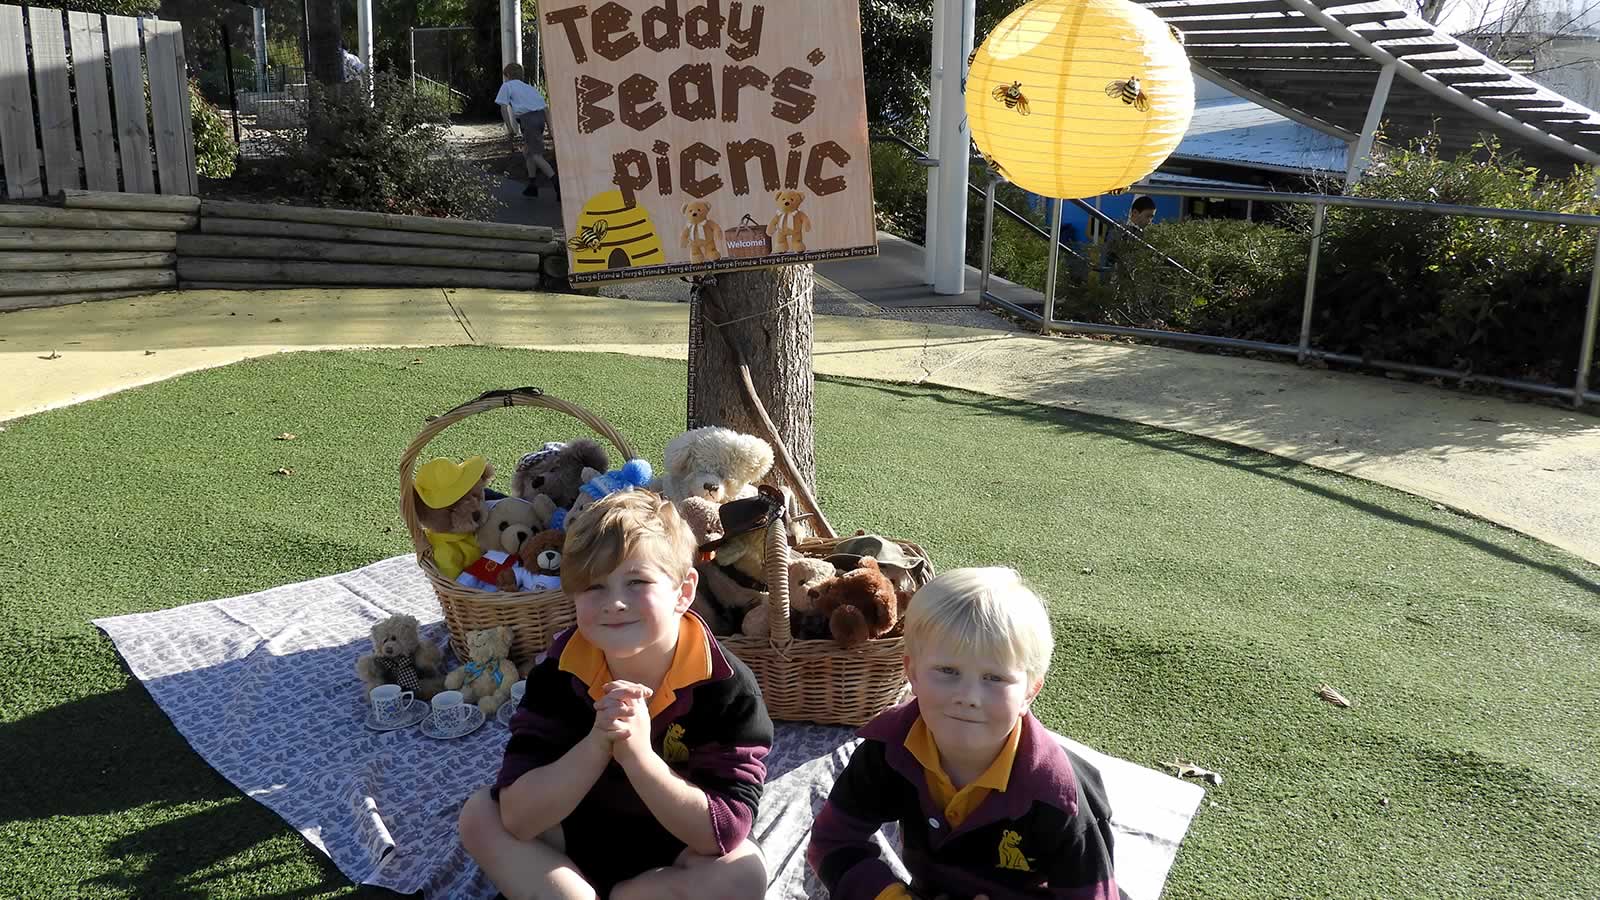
94, 556, 1204, 899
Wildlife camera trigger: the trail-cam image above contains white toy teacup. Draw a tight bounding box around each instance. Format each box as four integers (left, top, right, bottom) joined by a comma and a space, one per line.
370, 684, 414, 725
430, 690, 468, 729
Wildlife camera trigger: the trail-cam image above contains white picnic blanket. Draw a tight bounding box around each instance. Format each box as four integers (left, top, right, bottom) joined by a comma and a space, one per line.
94, 556, 1204, 899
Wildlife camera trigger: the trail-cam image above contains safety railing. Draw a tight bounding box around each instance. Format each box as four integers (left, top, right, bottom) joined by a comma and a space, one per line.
976, 178, 1600, 409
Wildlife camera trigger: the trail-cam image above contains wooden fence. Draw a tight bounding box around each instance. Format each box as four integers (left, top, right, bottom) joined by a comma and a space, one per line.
0, 5, 195, 200
1, 191, 564, 311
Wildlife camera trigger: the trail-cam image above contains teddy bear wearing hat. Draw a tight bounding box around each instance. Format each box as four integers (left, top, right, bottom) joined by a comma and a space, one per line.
413, 456, 496, 580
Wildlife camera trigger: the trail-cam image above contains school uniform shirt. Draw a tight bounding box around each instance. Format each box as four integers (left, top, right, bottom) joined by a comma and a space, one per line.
493, 612, 772, 857
494, 78, 548, 116
808, 699, 1118, 900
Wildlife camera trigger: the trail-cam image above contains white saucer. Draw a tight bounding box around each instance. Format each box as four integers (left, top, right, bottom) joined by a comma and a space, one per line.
422, 705, 487, 739
363, 699, 429, 732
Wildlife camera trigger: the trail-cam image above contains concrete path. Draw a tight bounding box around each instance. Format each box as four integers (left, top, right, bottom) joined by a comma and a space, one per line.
2, 287, 1597, 565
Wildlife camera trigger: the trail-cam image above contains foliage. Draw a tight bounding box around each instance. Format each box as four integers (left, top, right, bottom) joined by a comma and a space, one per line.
868, 141, 928, 235
190, 80, 237, 179
51, 0, 157, 15
258, 73, 496, 219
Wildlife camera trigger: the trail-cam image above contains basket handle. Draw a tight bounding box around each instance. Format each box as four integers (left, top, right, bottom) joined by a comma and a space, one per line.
739, 213, 761, 227
399, 388, 639, 560
761, 517, 794, 648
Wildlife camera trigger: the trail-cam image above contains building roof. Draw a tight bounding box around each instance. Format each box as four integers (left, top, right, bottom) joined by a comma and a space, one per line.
1137, 0, 1600, 168
1175, 97, 1350, 172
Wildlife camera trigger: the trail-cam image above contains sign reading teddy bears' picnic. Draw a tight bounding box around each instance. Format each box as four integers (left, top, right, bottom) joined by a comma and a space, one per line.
537, 0, 878, 283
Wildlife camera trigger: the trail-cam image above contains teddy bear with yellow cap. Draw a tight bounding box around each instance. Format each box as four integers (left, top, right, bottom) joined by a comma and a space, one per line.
413, 455, 496, 580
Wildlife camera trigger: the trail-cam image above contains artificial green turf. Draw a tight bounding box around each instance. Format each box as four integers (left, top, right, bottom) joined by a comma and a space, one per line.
1, 346, 1596, 899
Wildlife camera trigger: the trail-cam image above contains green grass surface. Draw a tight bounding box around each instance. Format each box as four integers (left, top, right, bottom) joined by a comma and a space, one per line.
1, 347, 1596, 899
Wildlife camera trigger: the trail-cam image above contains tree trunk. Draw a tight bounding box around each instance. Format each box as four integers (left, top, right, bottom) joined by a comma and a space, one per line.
689, 266, 817, 497
304, 0, 344, 144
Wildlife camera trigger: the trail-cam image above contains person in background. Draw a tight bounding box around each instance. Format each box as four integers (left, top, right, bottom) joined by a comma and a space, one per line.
340, 45, 365, 83
1100, 194, 1156, 274
496, 63, 559, 199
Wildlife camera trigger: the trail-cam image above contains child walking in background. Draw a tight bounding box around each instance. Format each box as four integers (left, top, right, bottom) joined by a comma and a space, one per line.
808, 567, 1118, 900
496, 63, 559, 198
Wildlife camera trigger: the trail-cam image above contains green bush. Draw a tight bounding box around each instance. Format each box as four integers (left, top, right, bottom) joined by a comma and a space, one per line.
190, 80, 237, 180
260, 73, 496, 219
1313, 137, 1598, 382
1066, 218, 1306, 338
870, 141, 928, 236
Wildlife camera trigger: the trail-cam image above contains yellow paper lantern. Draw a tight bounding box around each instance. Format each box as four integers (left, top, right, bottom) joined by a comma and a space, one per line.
966, 0, 1195, 200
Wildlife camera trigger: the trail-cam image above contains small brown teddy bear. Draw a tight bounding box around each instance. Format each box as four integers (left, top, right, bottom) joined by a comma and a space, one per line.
445, 625, 520, 715
767, 190, 811, 253
513, 440, 609, 512
356, 614, 447, 700
517, 528, 566, 579
413, 456, 496, 580
681, 200, 722, 263
740, 557, 837, 639
814, 557, 900, 649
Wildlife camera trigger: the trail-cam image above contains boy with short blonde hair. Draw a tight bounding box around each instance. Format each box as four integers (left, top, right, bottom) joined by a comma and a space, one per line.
808, 567, 1118, 900
496, 62, 558, 198
460, 490, 772, 900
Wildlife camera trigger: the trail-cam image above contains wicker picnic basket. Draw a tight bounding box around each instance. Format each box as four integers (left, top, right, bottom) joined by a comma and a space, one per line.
399, 387, 638, 667
721, 519, 933, 727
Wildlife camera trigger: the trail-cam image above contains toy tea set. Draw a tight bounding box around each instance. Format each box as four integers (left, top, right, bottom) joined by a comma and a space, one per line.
357, 387, 936, 733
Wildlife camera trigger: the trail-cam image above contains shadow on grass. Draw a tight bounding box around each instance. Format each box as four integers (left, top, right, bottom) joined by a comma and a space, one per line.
828, 375, 1600, 594
0, 663, 410, 899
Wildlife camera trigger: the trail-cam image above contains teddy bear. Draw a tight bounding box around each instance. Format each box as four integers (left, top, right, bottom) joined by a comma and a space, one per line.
740, 557, 837, 640
767, 190, 811, 253
513, 439, 609, 513
813, 557, 901, 649
457, 498, 559, 593
551, 459, 655, 530
680, 200, 722, 263
517, 528, 566, 584
676, 496, 724, 546
660, 427, 774, 504
356, 614, 447, 700
413, 456, 495, 580
445, 625, 521, 715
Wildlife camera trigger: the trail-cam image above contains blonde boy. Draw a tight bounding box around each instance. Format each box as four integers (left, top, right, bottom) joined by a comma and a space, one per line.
459, 491, 771, 900
808, 568, 1117, 900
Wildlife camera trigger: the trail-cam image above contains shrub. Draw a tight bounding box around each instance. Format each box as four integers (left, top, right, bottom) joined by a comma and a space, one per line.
190, 80, 237, 180
259, 73, 496, 219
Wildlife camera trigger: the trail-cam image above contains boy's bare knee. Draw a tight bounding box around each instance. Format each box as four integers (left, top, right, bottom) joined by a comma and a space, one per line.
457, 787, 502, 855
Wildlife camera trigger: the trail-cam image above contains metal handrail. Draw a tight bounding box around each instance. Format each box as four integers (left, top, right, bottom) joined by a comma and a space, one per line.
978, 172, 1600, 409
869, 133, 1090, 265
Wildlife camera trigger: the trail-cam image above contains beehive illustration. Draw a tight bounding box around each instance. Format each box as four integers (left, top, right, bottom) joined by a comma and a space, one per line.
569, 190, 665, 274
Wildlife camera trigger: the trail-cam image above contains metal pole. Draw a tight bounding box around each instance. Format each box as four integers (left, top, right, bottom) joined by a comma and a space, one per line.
252, 5, 267, 92
1346, 62, 1395, 190
1299, 199, 1326, 363
1577, 227, 1600, 409
980, 177, 996, 296
924, 0, 944, 286
932, 0, 975, 295
356, 0, 373, 76
220, 22, 241, 146
409, 27, 416, 93
1042, 199, 1063, 329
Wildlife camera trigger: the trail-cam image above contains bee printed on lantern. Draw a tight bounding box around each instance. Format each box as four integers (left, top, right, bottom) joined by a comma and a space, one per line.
1105, 76, 1150, 112
992, 81, 1031, 116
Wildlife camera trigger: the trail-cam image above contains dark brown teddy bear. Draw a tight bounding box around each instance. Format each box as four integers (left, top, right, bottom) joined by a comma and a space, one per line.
814, 557, 901, 649
512, 439, 609, 511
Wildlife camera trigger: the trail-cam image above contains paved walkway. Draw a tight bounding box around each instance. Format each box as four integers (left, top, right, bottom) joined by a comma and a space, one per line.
3, 286, 1597, 566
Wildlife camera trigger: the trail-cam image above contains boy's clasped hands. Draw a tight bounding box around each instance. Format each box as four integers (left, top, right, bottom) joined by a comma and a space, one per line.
590, 680, 654, 761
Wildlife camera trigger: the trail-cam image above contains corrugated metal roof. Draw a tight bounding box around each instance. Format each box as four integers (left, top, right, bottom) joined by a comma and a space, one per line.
1176, 97, 1349, 171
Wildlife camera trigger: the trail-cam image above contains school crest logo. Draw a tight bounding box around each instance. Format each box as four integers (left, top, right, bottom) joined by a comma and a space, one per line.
997, 829, 1033, 872
662, 723, 689, 764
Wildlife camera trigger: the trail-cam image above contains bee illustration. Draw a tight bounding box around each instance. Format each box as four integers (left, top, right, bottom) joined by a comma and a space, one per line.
567, 219, 609, 253
1168, 24, 1185, 45
992, 81, 1030, 116
963, 46, 979, 91
1106, 185, 1131, 196
981, 152, 1011, 182
1105, 76, 1150, 112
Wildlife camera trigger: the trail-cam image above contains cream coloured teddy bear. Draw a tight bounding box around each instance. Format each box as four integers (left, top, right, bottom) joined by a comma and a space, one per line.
444, 626, 520, 715
659, 427, 774, 504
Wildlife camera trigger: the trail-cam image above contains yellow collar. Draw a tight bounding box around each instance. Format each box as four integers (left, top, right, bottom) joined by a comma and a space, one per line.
559, 615, 712, 717
906, 714, 1022, 794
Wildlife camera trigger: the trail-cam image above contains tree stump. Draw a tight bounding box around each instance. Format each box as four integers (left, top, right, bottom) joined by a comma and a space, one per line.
689, 265, 817, 496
